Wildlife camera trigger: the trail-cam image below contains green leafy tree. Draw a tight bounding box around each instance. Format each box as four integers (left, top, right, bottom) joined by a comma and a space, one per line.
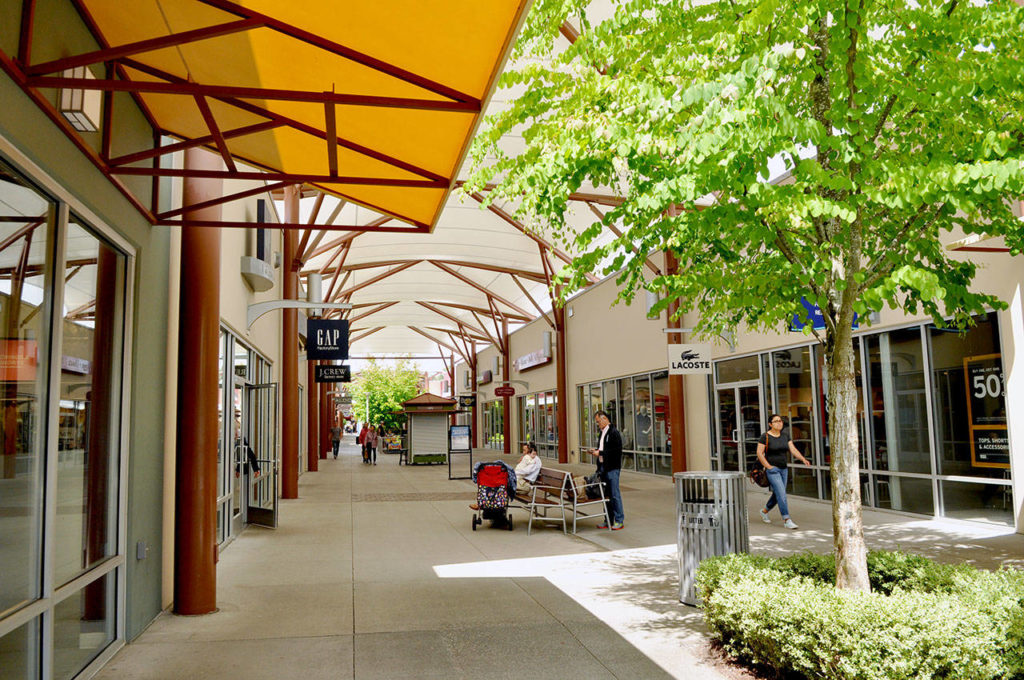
467, 0, 1024, 590
349, 359, 420, 433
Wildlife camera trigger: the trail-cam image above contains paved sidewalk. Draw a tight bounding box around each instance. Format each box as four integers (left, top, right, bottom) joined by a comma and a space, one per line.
97, 444, 1023, 679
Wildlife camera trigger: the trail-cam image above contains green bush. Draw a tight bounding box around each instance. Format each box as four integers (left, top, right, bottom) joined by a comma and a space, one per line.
696, 552, 1024, 680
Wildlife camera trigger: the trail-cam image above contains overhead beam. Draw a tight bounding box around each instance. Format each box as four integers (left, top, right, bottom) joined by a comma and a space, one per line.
511, 275, 554, 328
428, 260, 534, 319
119, 59, 448, 186
155, 219, 424, 233
333, 260, 419, 298
348, 301, 400, 324
349, 326, 385, 344
425, 300, 531, 323
304, 258, 546, 283
192, 95, 236, 171
194, 0, 479, 104
586, 201, 661, 276
108, 120, 283, 167
157, 180, 292, 220
111, 165, 448, 188
26, 18, 264, 75
407, 326, 461, 358
415, 302, 494, 344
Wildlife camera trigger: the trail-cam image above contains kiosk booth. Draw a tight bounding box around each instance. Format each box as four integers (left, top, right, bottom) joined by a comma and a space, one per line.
400, 393, 457, 465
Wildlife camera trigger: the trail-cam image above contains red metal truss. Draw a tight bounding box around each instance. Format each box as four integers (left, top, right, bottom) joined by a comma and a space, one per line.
194, 0, 478, 104
25, 18, 265, 75
157, 181, 293, 220
4, 0, 490, 233
154, 219, 428, 233
26, 75, 481, 112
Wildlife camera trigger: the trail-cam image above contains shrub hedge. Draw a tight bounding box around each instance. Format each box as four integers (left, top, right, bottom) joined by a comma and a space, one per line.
696, 551, 1024, 680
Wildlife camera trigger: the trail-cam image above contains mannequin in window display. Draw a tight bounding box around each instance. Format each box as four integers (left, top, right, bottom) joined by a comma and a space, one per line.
635, 405, 652, 448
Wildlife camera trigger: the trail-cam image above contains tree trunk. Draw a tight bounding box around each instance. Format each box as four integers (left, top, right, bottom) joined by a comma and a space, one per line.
824, 304, 871, 591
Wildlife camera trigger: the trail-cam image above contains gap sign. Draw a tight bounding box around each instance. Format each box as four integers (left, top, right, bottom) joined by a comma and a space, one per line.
307, 319, 349, 360
315, 365, 351, 383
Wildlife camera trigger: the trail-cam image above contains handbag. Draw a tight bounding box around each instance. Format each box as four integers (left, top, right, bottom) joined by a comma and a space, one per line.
749, 465, 769, 488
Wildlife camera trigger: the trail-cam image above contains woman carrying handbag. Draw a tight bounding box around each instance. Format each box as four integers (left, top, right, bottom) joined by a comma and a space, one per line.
756, 414, 811, 529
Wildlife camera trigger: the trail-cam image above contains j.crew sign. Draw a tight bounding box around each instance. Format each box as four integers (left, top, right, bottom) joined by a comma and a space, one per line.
307, 319, 349, 360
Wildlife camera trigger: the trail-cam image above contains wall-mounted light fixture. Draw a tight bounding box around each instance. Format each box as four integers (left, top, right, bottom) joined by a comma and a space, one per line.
59, 67, 101, 132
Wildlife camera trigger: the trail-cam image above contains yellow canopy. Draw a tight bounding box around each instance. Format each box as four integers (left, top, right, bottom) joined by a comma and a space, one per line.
78, 0, 529, 228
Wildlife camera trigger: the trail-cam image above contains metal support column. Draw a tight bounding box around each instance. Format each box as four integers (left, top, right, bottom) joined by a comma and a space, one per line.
306, 355, 318, 472
470, 345, 478, 449
174, 148, 222, 615
319, 372, 330, 459
553, 285, 569, 464
665, 250, 688, 473
502, 317, 511, 454
281, 185, 299, 499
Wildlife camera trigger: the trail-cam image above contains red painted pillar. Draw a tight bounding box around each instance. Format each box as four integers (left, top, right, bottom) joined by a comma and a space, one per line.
174, 148, 222, 615
554, 286, 569, 464
319, 371, 330, 458
306, 354, 318, 472
281, 186, 299, 499
665, 250, 688, 473
470, 351, 478, 450
502, 318, 511, 454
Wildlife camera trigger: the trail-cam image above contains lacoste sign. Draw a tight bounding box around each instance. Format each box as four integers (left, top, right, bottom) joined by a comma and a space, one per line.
668, 344, 713, 375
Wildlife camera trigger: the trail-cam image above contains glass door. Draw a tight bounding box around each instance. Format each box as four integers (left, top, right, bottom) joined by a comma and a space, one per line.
230, 379, 246, 537
715, 381, 763, 472
245, 383, 278, 528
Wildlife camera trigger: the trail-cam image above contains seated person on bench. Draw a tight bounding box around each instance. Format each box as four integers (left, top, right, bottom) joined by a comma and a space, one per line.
515, 442, 542, 494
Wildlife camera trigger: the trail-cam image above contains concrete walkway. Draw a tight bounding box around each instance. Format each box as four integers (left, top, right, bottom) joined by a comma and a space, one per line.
97, 443, 1024, 679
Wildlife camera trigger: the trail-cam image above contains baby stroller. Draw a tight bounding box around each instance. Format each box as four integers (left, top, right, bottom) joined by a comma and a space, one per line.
472, 462, 515, 531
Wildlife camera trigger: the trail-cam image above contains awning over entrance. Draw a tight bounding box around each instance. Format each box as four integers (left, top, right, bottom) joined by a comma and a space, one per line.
19, 0, 530, 229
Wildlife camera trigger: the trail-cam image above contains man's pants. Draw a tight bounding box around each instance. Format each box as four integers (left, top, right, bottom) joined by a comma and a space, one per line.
332, 440, 340, 457
602, 469, 624, 524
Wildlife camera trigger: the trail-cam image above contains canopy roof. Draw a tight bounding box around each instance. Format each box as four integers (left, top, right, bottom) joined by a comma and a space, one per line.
24, 0, 530, 228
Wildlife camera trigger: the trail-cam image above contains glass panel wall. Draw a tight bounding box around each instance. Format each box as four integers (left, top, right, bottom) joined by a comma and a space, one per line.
0, 163, 53, 618
517, 391, 558, 458
55, 222, 123, 586
577, 370, 673, 476
0, 159, 129, 679
711, 312, 1014, 526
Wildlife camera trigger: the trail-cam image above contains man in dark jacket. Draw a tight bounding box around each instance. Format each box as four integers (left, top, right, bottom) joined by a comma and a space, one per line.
588, 410, 624, 529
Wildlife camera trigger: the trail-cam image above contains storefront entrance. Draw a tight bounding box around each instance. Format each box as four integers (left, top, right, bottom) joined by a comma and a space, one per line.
715, 382, 764, 472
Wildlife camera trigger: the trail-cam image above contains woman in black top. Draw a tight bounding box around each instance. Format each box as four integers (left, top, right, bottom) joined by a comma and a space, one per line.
755, 414, 811, 529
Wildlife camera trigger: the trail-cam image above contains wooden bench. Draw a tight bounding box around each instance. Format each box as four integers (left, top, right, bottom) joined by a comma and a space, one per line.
512, 467, 611, 535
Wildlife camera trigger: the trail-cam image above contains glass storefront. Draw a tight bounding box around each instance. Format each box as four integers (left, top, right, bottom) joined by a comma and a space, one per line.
0, 159, 129, 678
216, 331, 274, 545
711, 312, 1014, 525
516, 391, 558, 458
482, 399, 504, 450
578, 370, 672, 476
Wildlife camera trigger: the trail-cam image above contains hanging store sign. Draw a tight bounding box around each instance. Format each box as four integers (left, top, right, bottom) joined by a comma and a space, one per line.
476, 369, 493, 385
494, 385, 516, 397
307, 319, 349, 360
61, 355, 91, 375
963, 353, 1009, 468
789, 297, 859, 332
668, 344, 713, 375
336, 395, 353, 405
315, 365, 351, 383
514, 349, 551, 372
458, 395, 477, 409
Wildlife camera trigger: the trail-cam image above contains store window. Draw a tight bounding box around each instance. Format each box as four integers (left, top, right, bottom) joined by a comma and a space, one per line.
55, 221, 125, 586
518, 392, 558, 458
929, 313, 1011, 524
0, 162, 53, 615
0, 159, 129, 680
577, 370, 672, 476
864, 328, 930, 474
483, 399, 504, 450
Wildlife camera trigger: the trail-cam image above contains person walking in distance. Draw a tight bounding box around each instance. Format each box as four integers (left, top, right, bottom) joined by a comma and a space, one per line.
330, 423, 342, 459
588, 410, 624, 530
756, 414, 811, 529
357, 423, 368, 463
366, 424, 379, 465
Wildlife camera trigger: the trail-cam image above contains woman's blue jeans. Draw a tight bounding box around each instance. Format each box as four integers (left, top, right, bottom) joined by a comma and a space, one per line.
764, 467, 790, 518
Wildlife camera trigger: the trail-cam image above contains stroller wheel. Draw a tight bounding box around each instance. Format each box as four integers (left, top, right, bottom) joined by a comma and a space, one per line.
507, 516, 514, 531
471, 515, 478, 531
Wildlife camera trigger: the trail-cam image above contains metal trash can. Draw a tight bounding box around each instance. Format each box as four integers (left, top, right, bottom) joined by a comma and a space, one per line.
675, 471, 749, 605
